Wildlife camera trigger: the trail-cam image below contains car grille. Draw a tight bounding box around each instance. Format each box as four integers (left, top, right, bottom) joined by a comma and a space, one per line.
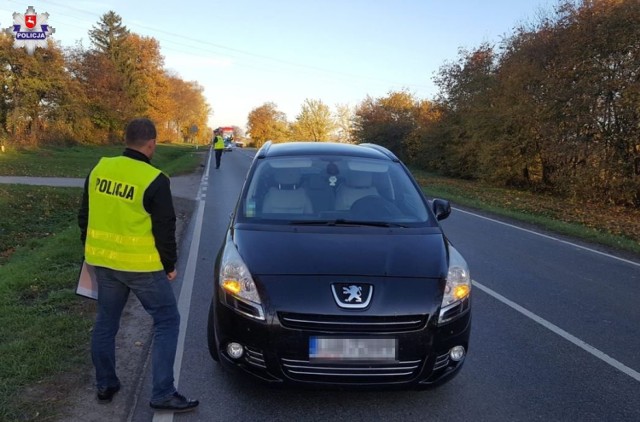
278, 312, 428, 333
281, 358, 423, 383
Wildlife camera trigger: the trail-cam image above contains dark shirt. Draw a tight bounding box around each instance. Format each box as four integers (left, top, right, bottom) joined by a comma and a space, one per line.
78, 148, 177, 274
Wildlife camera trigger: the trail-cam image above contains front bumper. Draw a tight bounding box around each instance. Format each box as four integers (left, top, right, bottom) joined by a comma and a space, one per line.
212, 293, 471, 389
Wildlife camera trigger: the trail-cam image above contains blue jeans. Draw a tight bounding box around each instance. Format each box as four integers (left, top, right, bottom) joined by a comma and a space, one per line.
92, 267, 180, 402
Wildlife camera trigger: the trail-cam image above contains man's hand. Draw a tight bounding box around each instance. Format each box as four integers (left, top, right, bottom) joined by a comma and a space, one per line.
167, 270, 177, 281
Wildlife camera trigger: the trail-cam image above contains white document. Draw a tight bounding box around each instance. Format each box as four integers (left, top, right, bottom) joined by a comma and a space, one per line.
76, 261, 98, 300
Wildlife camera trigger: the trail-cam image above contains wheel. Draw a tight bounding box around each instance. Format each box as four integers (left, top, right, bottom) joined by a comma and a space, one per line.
207, 301, 220, 362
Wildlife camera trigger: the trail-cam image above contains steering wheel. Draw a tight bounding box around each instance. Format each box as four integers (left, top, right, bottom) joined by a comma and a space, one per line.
349, 195, 399, 220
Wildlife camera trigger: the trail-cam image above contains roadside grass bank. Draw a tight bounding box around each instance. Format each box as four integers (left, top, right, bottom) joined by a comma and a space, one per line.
0, 145, 205, 421
414, 170, 640, 256
0, 224, 91, 422
0, 144, 204, 178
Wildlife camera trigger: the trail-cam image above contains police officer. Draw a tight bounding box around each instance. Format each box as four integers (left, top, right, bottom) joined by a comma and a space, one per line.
213, 129, 225, 169
78, 118, 199, 413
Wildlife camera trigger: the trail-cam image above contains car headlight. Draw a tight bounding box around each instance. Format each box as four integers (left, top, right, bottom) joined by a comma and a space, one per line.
219, 240, 264, 320
439, 245, 471, 323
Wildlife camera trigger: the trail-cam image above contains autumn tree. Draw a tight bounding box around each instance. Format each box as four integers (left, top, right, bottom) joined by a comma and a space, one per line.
431, 44, 499, 179
0, 10, 211, 147
353, 90, 418, 160
404, 99, 441, 165
125, 34, 174, 140
0, 34, 81, 146
80, 11, 138, 139
546, 0, 640, 205
422, 0, 640, 206
166, 76, 210, 144
291, 99, 335, 142
246, 102, 289, 147
334, 103, 355, 143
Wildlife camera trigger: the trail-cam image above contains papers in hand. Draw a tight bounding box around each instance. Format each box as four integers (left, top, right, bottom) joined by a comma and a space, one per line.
76, 261, 98, 299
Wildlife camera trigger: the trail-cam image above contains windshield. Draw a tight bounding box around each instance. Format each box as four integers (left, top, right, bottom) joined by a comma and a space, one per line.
239, 155, 433, 226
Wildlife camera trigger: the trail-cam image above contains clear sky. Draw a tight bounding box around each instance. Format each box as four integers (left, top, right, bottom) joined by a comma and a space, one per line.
1, 0, 558, 131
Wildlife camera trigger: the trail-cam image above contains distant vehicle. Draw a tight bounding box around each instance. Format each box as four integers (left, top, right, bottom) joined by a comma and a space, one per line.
223, 140, 233, 152
207, 141, 471, 389
234, 141, 245, 148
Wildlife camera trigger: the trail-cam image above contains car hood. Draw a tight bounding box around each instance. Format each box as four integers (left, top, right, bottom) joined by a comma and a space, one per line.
232, 226, 448, 278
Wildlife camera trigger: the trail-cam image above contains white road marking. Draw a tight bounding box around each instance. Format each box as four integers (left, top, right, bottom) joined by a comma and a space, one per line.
473, 280, 640, 382
153, 148, 211, 422
454, 208, 640, 268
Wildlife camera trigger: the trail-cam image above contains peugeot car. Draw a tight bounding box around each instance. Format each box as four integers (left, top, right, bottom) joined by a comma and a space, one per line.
207, 141, 471, 388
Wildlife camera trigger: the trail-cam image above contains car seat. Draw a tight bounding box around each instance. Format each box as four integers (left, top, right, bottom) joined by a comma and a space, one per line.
335, 171, 379, 210
262, 169, 314, 214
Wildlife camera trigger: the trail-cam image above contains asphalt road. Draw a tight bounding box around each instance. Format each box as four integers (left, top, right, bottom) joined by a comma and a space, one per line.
130, 147, 640, 422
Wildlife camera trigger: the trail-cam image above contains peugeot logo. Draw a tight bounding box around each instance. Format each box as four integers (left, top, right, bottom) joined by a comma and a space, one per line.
331, 283, 373, 309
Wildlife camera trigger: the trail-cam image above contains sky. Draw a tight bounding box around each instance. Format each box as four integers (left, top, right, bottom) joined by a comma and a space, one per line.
1, 0, 558, 132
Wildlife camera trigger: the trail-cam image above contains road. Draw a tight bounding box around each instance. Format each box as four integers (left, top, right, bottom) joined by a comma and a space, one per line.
130, 147, 640, 421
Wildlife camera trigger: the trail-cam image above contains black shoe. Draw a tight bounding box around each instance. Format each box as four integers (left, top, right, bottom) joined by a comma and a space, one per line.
96, 384, 120, 403
150, 392, 199, 413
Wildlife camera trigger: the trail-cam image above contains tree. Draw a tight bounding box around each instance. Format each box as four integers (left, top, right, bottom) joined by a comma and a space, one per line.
432, 44, 499, 179
246, 102, 289, 147
68, 45, 135, 140
421, 0, 640, 206
353, 90, 418, 160
81, 12, 138, 139
167, 76, 210, 144
88, 11, 129, 63
334, 103, 355, 143
125, 34, 173, 139
0, 34, 80, 146
291, 99, 335, 142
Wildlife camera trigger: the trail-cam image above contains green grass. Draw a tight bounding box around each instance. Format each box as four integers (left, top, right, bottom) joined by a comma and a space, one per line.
0, 223, 93, 421
0, 186, 82, 264
412, 169, 640, 255
0, 144, 205, 177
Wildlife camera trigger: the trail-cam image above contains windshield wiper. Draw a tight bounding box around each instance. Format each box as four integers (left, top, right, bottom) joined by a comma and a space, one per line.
289, 219, 407, 228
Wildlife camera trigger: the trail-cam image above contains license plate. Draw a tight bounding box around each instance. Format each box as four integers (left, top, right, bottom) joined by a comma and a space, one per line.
309, 337, 397, 362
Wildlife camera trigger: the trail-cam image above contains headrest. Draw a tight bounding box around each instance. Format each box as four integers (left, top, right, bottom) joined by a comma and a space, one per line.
274, 170, 302, 187
346, 171, 372, 188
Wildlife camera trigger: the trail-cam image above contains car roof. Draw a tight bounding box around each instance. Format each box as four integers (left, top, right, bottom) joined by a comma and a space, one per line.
257, 142, 399, 162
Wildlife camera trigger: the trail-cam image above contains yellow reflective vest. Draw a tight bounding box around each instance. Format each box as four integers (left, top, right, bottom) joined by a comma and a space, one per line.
84, 156, 164, 272
214, 135, 225, 150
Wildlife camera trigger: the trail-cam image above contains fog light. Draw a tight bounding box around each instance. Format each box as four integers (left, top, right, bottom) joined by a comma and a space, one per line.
449, 346, 465, 362
227, 342, 244, 359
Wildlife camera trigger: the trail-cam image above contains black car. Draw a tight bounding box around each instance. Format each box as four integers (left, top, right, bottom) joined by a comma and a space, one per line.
207, 141, 471, 389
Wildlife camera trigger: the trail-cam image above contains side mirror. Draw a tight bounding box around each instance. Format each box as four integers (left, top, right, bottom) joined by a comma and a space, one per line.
432, 199, 451, 221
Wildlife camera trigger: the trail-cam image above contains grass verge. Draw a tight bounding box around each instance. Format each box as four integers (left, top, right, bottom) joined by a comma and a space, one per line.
413, 169, 640, 255
0, 224, 93, 421
0, 144, 205, 177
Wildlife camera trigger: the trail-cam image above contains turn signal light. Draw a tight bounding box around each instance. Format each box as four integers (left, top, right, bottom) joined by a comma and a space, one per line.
222, 280, 241, 294
453, 285, 470, 300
